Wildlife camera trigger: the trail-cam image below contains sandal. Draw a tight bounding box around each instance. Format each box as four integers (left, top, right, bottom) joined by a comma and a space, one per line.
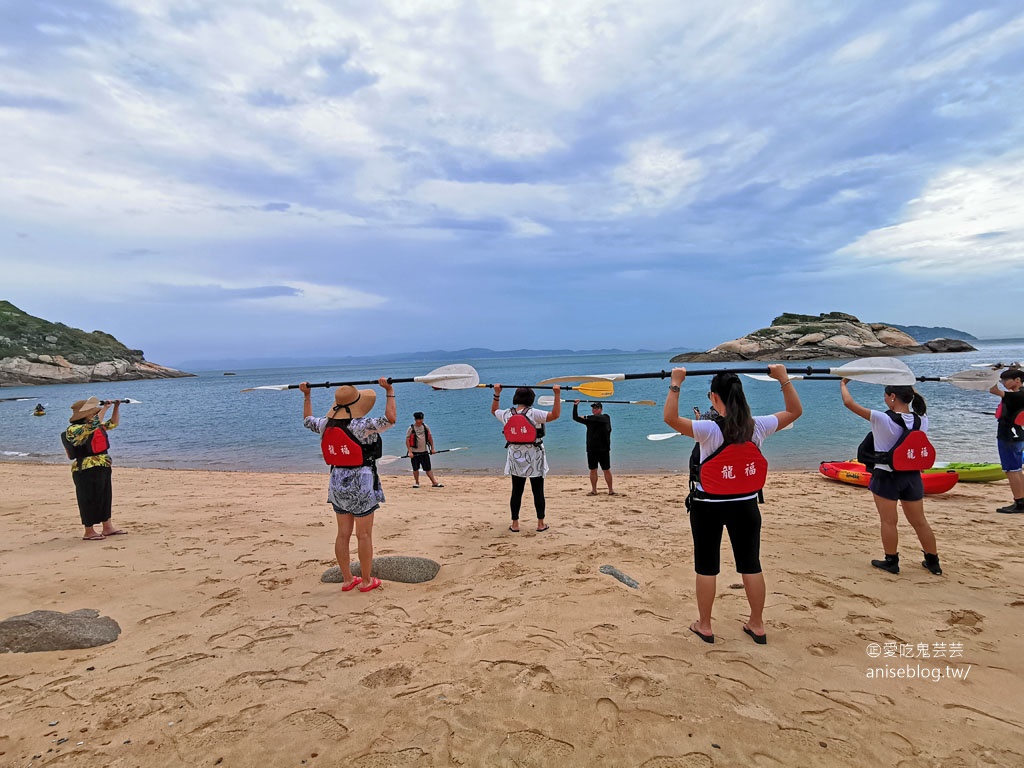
358, 577, 383, 592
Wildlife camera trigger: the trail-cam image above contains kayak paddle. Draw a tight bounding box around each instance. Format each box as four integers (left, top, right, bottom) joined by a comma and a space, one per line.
537, 356, 918, 386
378, 447, 468, 465
478, 381, 615, 397
648, 422, 795, 440
99, 398, 143, 404
742, 368, 999, 392
536, 396, 655, 406
241, 364, 480, 392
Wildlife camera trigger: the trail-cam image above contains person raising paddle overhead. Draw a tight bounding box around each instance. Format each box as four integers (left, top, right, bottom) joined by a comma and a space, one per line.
840, 380, 942, 576
300, 378, 396, 593
491, 384, 561, 532
664, 365, 802, 646
989, 368, 1024, 513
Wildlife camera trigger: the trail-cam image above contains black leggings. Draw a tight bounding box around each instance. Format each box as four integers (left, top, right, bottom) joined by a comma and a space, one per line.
510, 476, 545, 521
689, 496, 762, 576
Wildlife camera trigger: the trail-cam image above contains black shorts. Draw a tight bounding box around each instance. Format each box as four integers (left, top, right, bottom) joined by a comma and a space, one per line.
410, 452, 431, 471
868, 469, 924, 502
689, 496, 762, 576
587, 451, 610, 470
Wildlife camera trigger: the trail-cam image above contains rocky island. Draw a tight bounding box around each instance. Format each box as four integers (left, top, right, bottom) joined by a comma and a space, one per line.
671, 312, 976, 363
0, 300, 193, 386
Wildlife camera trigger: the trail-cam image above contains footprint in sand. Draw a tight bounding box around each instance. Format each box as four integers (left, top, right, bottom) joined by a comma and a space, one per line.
807, 644, 837, 657
596, 697, 619, 732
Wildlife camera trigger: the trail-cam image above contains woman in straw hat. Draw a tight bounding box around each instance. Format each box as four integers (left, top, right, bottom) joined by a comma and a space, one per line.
64, 397, 126, 541
300, 377, 396, 593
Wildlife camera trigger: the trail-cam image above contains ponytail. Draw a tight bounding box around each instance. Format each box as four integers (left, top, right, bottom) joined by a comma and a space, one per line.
885, 385, 927, 416
710, 373, 754, 444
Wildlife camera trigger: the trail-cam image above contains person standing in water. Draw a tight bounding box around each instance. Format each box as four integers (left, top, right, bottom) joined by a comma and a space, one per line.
664, 365, 802, 645
840, 380, 942, 576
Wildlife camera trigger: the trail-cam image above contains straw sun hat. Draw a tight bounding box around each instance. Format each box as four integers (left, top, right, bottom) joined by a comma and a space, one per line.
325, 385, 376, 419
69, 397, 102, 422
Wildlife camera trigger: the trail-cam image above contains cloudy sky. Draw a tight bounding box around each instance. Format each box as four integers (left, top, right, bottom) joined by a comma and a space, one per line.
2, 1, 1023, 366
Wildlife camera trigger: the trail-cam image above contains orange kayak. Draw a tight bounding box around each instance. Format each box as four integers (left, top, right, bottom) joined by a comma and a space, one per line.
818, 461, 959, 494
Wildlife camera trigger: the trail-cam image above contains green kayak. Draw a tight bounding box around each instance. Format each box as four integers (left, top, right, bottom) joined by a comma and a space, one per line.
925, 462, 1005, 483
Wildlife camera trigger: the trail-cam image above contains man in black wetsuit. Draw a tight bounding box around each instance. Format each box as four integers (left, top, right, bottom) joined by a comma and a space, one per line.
573, 401, 614, 495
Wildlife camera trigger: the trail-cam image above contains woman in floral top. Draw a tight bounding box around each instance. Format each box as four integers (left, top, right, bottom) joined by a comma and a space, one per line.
301, 378, 396, 593
64, 397, 127, 541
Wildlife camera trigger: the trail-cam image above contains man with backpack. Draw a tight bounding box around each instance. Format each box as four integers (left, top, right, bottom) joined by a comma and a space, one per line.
406, 411, 444, 489
990, 368, 1024, 513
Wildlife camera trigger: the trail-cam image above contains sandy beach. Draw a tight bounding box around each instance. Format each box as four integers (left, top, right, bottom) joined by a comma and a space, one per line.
1, 461, 1023, 767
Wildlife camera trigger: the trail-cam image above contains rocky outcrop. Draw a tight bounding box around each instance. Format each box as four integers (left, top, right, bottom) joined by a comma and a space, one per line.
0, 300, 192, 385
671, 312, 976, 363
0, 353, 191, 386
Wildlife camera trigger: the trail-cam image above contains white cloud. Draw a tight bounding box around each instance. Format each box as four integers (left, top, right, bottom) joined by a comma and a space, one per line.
831, 31, 889, 64
608, 137, 703, 215
836, 155, 1024, 274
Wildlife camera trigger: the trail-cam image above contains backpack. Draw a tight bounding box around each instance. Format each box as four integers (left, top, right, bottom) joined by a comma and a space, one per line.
696, 441, 769, 499
60, 426, 110, 470
321, 420, 382, 467
687, 417, 768, 505
857, 411, 935, 471
406, 423, 432, 451
503, 408, 544, 446
995, 401, 1024, 441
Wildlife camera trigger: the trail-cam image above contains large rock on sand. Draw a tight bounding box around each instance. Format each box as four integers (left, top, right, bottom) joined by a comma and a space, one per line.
321, 556, 441, 584
0, 609, 121, 653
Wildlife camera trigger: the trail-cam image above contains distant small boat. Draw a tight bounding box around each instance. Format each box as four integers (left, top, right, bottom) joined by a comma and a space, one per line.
223, 372, 236, 376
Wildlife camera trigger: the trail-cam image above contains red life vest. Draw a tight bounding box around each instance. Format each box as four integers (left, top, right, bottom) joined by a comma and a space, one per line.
406, 424, 432, 450
61, 426, 110, 469
321, 420, 381, 467
697, 441, 768, 498
503, 408, 544, 446
858, 411, 935, 471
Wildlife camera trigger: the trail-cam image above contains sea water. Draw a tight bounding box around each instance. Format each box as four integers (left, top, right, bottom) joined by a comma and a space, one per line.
1, 341, 1022, 476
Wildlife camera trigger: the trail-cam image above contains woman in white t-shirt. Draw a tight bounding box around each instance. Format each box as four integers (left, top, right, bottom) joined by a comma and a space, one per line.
664, 365, 802, 646
840, 381, 941, 577
490, 385, 561, 532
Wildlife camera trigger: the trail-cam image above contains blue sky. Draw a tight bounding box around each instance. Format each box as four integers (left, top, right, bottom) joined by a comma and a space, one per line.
2, 1, 1023, 367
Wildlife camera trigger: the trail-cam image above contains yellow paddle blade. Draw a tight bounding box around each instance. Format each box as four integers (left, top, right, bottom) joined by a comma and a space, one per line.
573, 380, 615, 397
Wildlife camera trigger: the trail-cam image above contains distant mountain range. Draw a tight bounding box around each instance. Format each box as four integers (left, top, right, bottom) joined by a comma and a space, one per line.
175, 347, 691, 371
883, 324, 978, 342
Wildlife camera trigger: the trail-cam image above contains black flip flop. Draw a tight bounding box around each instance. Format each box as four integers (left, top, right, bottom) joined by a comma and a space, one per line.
508, 526, 519, 533
689, 623, 714, 644
743, 626, 767, 645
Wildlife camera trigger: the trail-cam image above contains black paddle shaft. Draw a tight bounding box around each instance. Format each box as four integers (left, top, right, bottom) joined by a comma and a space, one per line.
622, 367, 843, 380
294, 377, 419, 390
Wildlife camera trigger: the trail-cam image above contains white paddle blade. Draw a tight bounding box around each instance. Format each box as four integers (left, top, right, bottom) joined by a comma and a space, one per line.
377, 455, 406, 465
829, 357, 915, 385
537, 396, 557, 406
445, 447, 468, 452
537, 373, 624, 385
241, 384, 293, 392
942, 369, 1000, 391
415, 364, 480, 389
647, 432, 681, 441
